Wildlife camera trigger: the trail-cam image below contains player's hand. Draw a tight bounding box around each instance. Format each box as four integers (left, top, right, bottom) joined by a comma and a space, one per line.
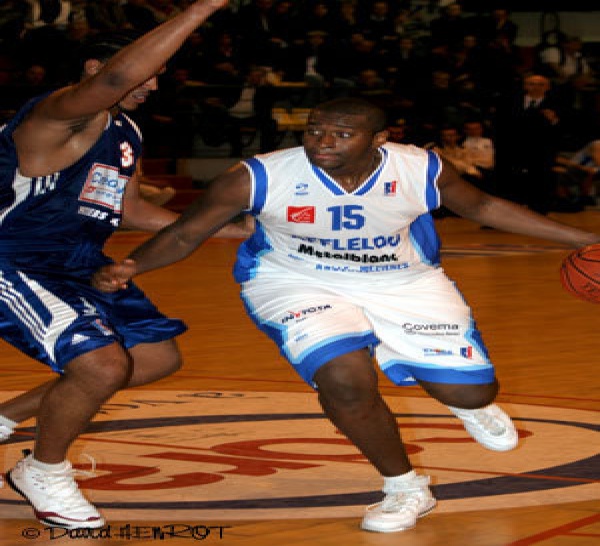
92, 259, 137, 292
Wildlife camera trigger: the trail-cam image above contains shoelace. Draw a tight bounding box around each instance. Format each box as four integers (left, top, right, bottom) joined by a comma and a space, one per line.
378, 490, 424, 513
28, 454, 98, 511
469, 409, 505, 436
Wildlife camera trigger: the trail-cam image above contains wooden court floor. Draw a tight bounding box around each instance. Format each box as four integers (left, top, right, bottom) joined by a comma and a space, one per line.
0, 211, 599, 546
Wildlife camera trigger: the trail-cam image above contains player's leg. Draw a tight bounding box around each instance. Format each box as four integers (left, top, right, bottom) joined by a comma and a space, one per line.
314, 349, 412, 477
241, 279, 435, 533
368, 270, 517, 452
6, 342, 131, 529
126, 339, 182, 386
0, 339, 182, 440
416, 378, 518, 452
314, 350, 436, 533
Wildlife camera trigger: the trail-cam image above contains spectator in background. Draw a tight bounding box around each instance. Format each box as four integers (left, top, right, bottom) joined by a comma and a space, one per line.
479, 6, 517, 47
335, 0, 360, 42
300, 1, 337, 36
477, 30, 522, 101
385, 35, 427, 96
556, 73, 599, 151
432, 125, 484, 183
429, 2, 468, 50
277, 30, 337, 105
553, 139, 600, 209
24, 0, 70, 32
123, 0, 159, 32
494, 74, 563, 214
203, 30, 244, 86
0, 1, 27, 51
20, 0, 72, 80
222, 66, 278, 157
539, 35, 594, 85
462, 119, 496, 194
85, 0, 132, 33
359, 0, 397, 47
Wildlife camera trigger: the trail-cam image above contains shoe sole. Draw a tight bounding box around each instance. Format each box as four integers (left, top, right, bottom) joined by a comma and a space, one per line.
5, 470, 105, 530
360, 501, 437, 533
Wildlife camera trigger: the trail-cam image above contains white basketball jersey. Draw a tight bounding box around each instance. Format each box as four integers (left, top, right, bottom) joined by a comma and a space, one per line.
234, 143, 443, 285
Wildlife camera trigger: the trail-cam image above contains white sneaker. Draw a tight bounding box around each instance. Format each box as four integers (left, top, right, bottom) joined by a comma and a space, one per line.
361, 475, 436, 533
448, 404, 518, 451
0, 424, 14, 442
6, 453, 104, 529
1, 424, 15, 489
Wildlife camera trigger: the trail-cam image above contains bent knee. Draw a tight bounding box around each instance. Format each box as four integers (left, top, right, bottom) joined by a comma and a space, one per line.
66, 347, 131, 393
314, 359, 379, 407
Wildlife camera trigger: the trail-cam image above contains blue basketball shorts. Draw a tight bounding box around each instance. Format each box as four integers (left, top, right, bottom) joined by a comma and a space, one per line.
0, 267, 187, 373
240, 269, 495, 388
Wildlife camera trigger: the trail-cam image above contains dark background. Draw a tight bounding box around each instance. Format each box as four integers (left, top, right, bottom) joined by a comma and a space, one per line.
461, 1, 597, 12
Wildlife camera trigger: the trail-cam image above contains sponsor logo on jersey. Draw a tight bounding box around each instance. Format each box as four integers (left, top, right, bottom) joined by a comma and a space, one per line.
79, 163, 128, 212
287, 206, 315, 223
423, 348, 453, 356
402, 323, 461, 335
384, 180, 397, 196
281, 304, 332, 324
294, 183, 309, 196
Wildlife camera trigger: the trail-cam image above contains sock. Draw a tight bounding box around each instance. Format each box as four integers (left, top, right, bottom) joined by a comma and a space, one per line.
28, 456, 70, 473
383, 470, 418, 492
0, 414, 18, 429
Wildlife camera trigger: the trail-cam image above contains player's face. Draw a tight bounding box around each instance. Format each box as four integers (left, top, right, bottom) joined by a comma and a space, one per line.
303, 110, 383, 173
118, 75, 159, 111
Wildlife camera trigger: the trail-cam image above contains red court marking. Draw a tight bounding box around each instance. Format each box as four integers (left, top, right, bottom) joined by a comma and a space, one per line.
505, 513, 600, 545
66, 436, 598, 484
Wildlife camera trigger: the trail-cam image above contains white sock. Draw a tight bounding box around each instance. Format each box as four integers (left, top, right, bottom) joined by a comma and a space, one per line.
0, 414, 18, 429
383, 470, 418, 492
28, 455, 70, 473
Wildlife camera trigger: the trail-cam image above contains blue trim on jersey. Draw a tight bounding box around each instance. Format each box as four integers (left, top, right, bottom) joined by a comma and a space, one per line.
380, 359, 495, 386
311, 165, 344, 195
244, 158, 268, 214
233, 219, 273, 283
425, 150, 441, 210
408, 214, 441, 266
292, 332, 379, 386
465, 321, 491, 362
311, 148, 389, 196
355, 148, 388, 196
240, 289, 379, 386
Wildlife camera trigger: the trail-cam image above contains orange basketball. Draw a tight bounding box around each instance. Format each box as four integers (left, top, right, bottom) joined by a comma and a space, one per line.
560, 244, 600, 303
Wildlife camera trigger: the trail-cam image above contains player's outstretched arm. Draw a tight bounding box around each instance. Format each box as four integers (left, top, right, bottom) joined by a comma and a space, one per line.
92, 163, 251, 292
438, 159, 600, 248
35, 0, 229, 121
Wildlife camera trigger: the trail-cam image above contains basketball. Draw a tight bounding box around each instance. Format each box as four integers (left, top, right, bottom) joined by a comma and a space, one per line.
560, 244, 600, 303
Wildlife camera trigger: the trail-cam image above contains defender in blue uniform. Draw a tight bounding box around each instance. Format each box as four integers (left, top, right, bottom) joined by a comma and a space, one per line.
93, 98, 600, 534
0, 0, 231, 530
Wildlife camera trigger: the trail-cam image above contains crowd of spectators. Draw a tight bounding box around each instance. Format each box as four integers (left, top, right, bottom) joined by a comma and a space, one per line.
1, 1, 599, 212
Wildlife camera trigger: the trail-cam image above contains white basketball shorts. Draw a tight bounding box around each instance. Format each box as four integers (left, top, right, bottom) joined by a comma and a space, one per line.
240, 268, 495, 388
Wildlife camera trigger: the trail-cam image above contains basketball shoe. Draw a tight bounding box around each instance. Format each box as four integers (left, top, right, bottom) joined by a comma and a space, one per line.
6, 452, 104, 529
447, 404, 518, 451
361, 475, 436, 533
0, 423, 13, 442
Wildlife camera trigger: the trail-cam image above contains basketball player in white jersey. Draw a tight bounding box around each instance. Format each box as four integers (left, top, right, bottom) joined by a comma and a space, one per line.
93, 97, 600, 533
